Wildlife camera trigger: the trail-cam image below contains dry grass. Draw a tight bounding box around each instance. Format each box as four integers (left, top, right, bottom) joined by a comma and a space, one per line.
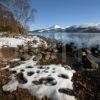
0, 47, 15, 62
0, 69, 10, 88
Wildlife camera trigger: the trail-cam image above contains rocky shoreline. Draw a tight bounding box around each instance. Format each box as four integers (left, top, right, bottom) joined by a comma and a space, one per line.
72, 70, 100, 100
0, 35, 100, 100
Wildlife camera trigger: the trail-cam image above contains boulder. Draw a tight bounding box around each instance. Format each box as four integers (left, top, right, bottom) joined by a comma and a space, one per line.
20, 53, 31, 61
17, 73, 27, 84
45, 52, 51, 60
58, 88, 74, 96
82, 55, 99, 69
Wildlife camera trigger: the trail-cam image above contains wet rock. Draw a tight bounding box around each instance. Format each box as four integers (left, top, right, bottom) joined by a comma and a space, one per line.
39, 77, 57, 86
20, 69, 25, 72
85, 49, 91, 54
52, 71, 55, 73
58, 88, 74, 96
46, 67, 50, 69
89, 59, 99, 69
26, 66, 33, 68
20, 53, 31, 61
10, 61, 22, 68
91, 46, 98, 54
58, 74, 69, 79
52, 68, 56, 70
43, 70, 49, 73
48, 74, 51, 76
82, 55, 99, 69
27, 72, 34, 76
38, 66, 44, 69
17, 73, 27, 84
45, 52, 51, 60
32, 80, 41, 85
10, 70, 17, 74
36, 70, 40, 73
91, 45, 100, 58
35, 44, 58, 65
33, 57, 37, 61
50, 54, 57, 60
56, 42, 63, 53
65, 43, 76, 56
32, 40, 37, 44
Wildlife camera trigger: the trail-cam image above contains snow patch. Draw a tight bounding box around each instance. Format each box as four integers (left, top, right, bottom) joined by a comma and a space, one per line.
0, 36, 47, 48
3, 56, 76, 100
3, 75, 18, 92
50, 25, 61, 29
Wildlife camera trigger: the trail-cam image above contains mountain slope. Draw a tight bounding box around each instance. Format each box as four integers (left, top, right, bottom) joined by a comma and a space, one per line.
32, 24, 100, 33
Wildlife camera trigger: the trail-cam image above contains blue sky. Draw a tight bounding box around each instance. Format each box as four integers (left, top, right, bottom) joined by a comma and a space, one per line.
30, 0, 100, 29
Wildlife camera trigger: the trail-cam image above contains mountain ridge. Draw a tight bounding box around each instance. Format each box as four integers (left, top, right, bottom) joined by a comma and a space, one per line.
31, 23, 100, 33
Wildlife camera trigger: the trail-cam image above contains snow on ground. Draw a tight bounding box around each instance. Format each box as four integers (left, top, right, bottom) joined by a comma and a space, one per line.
0, 36, 47, 48
0, 35, 76, 100
2, 56, 76, 100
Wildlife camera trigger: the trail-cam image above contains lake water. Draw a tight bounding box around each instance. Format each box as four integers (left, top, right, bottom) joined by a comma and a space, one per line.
32, 32, 100, 48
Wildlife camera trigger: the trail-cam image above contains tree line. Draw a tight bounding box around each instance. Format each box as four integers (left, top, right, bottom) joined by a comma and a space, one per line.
0, 0, 36, 34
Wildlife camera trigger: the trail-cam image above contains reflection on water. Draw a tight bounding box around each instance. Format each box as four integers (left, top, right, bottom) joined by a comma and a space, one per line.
32, 32, 100, 47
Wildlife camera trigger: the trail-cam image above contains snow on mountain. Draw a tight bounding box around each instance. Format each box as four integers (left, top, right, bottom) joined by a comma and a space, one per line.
32, 23, 100, 33
49, 25, 61, 29
70, 23, 100, 29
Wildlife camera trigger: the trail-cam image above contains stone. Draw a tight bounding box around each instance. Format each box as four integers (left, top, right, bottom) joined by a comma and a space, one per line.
10, 61, 22, 68
45, 53, 51, 60
20, 69, 25, 72
26, 66, 33, 68
38, 66, 44, 69
50, 54, 57, 60
20, 53, 31, 61
27, 72, 34, 76
58, 74, 69, 79
17, 73, 27, 84
36, 70, 40, 73
10, 70, 17, 74
82, 55, 99, 69
32, 40, 37, 44
58, 88, 74, 96
32, 80, 41, 85
39, 77, 57, 86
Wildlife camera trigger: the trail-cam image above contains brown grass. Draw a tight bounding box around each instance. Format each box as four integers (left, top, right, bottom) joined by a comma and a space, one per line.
0, 47, 15, 62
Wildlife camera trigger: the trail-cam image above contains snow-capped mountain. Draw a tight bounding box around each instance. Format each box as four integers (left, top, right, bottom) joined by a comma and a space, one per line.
32, 25, 65, 33
71, 23, 100, 29
31, 23, 100, 33
66, 23, 100, 32
49, 25, 61, 29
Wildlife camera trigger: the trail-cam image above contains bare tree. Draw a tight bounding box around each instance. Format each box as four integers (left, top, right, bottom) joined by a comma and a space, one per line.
0, 0, 36, 27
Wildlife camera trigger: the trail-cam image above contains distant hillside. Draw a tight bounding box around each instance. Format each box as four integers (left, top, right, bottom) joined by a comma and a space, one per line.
65, 24, 100, 33
31, 24, 100, 33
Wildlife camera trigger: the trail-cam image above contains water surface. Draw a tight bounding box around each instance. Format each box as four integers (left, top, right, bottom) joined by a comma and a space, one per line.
32, 32, 100, 48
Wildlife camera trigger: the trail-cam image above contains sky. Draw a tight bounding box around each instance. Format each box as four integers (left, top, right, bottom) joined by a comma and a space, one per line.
30, 0, 100, 30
